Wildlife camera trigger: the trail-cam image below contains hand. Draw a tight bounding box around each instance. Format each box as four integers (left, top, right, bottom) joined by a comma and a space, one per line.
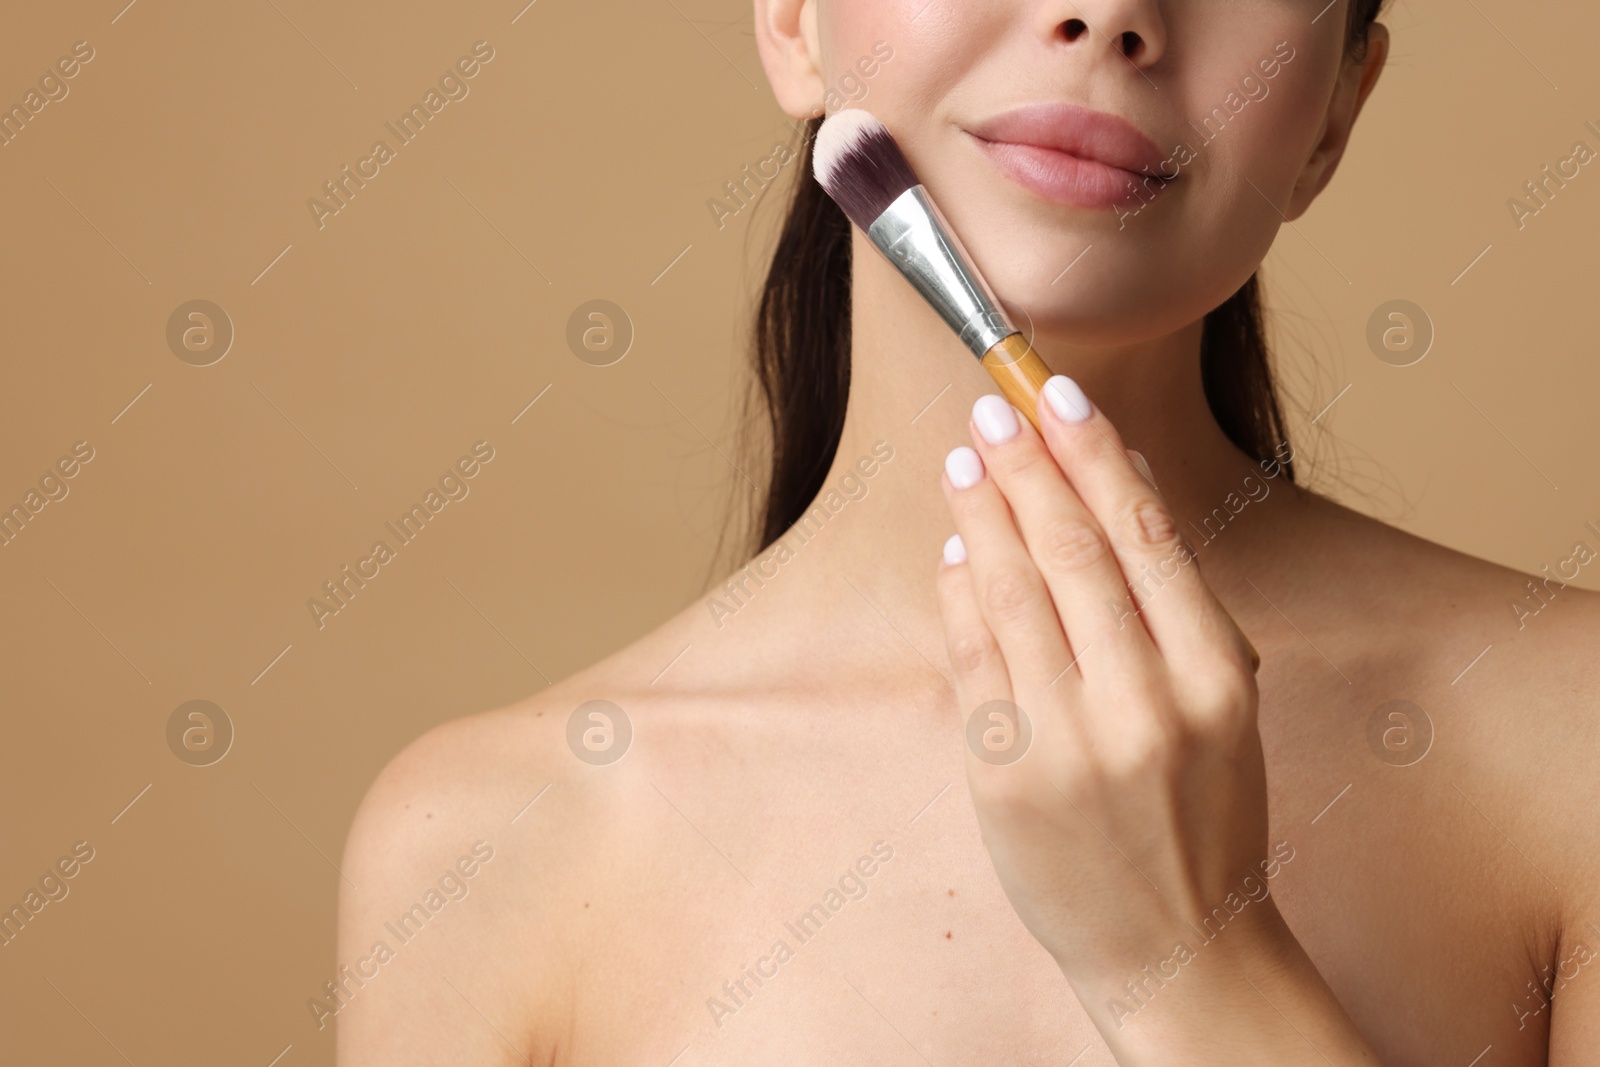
935, 377, 1278, 1013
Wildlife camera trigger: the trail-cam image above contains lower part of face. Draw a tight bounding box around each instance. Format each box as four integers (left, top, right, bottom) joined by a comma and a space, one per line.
818, 0, 1350, 343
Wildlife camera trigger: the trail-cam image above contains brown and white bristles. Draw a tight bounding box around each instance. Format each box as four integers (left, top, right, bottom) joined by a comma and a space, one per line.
813, 107, 1018, 363
812, 109, 920, 232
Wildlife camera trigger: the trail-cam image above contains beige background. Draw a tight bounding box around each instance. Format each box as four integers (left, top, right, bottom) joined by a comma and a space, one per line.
1, 0, 1596, 1060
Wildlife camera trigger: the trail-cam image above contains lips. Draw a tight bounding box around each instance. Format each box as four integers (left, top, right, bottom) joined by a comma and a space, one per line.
967, 103, 1174, 209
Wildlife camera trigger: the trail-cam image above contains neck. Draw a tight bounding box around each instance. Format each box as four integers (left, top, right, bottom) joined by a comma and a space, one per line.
745, 231, 1305, 686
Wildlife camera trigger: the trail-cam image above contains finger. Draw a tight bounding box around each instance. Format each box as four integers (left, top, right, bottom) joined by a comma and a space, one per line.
939, 536, 1053, 790
941, 445, 1077, 695
1035, 375, 1253, 676
935, 533, 1015, 720
965, 394, 1158, 683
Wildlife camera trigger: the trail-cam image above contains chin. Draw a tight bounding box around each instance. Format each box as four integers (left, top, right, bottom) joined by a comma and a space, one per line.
957, 231, 1223, 348
943, 194, 1266, 348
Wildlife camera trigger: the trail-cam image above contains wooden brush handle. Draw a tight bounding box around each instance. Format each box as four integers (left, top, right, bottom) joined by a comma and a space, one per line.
979, 333, 1055, 431
978, 332, 1262, 674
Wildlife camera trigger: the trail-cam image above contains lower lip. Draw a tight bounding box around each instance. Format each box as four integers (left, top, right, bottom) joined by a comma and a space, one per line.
972, 137, 1167, 209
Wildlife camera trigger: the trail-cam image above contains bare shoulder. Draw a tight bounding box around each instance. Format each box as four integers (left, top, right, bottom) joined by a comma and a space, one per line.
1290, 491, 1600, 673
1300, 493, 1600, 886
333, 600, 713, 1063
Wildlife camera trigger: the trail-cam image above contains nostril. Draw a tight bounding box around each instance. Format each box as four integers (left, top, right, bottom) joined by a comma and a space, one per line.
1058, 21, 1145, 58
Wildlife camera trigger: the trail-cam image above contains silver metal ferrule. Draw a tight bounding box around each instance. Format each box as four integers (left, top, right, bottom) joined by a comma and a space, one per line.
866, 185, 1016, 358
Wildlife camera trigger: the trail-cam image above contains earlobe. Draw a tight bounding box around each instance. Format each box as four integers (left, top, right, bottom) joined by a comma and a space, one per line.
753, 0, 825, 118
1285, 24, 1389, 220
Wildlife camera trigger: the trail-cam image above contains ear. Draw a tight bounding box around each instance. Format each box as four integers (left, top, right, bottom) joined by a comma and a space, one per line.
753, 0, 825, 119
1285, 23, 1389, 220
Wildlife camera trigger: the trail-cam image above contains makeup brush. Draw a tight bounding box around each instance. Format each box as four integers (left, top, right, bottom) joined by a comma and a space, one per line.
816, 109, 1261, 672
813, 108, 1054, 429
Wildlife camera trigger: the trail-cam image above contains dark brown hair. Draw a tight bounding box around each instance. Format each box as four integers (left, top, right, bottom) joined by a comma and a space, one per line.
746, 2, 1385, 552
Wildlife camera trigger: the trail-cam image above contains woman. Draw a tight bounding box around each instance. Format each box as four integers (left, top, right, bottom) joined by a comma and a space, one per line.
337, 1, 1600, 1063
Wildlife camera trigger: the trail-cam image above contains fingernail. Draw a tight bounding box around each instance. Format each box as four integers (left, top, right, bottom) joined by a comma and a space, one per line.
972, 394, 1020, 444
1043, 376, 1093, 423
1129, 449, 1155, 484
945, 446, 984, 489
943, 533, 967, 565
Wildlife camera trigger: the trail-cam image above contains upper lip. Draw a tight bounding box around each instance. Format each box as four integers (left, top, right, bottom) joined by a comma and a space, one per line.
967, 103, 1172, 177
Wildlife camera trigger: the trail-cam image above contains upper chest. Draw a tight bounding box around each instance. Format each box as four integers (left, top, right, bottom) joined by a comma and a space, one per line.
549, 708, 1552, 1067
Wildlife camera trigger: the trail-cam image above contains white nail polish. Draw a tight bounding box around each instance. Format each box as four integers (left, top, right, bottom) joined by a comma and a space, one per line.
943, 533, 967, 565
1043, 376, 1093, 423
972, 394, 1019, 444
945, 446, 984, 489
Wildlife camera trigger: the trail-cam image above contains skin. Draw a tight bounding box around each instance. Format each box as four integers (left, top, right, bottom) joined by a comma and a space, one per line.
336, 1, 1600, 1064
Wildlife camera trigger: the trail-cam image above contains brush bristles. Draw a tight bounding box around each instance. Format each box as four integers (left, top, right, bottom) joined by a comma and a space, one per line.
813, 109, 920, 232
